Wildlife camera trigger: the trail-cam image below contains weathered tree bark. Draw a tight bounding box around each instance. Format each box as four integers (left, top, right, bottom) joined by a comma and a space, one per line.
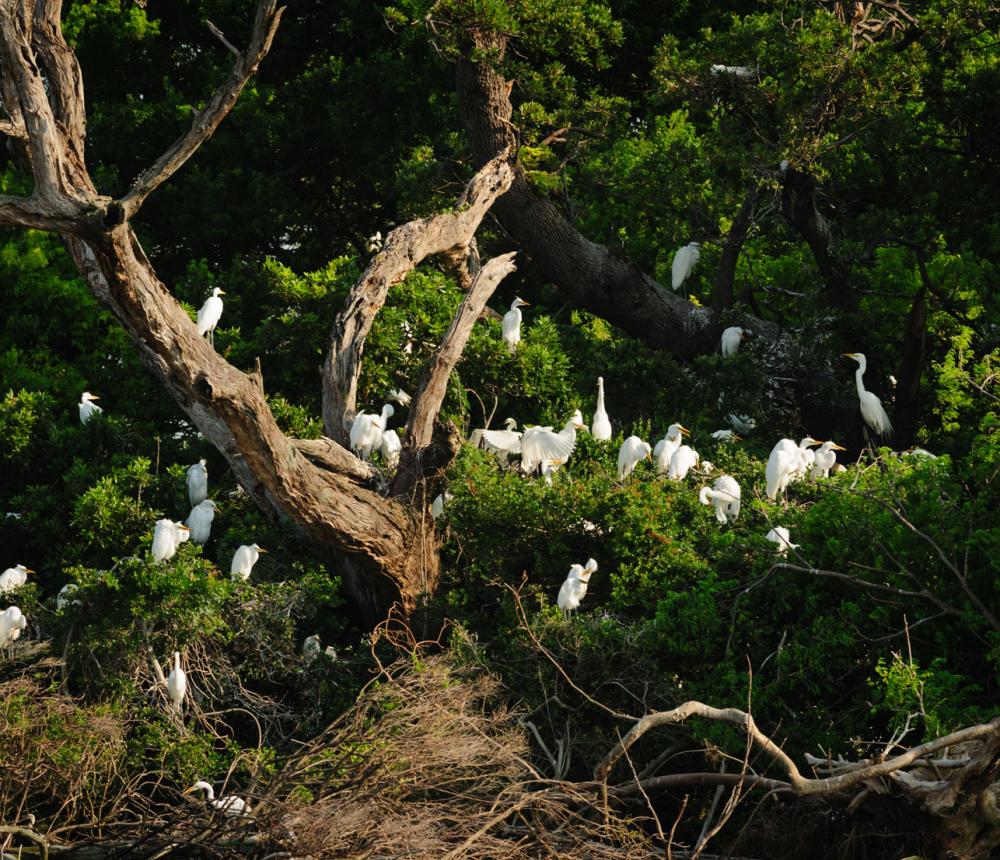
454, 32, 778, 358
0, 0, 515, 627
711, 182, 760, 314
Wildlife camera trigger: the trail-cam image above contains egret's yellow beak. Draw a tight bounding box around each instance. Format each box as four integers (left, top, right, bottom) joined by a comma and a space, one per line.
646, 451, 653, 462
218, 290, 226, 295
25, 568, 36, 574
832, 443, 847, 451
90, 395, 101, 400
181, 787, 195, 796
842, 353, 857, 358
179, 525, 191, 532
258, 547, 268, 553
733, 435, 743, 442
680, 425, 691, 436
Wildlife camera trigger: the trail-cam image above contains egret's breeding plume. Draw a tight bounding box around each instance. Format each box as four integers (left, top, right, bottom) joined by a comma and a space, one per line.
166, 651, 186, 714
230, 544, 266, 581
671, 242, 701, 290
501, 297, 530, 354
196, 288, 225, 347
303, 634, 321, 663
668, 444, 700, 480
617, 436, 652, 480
187, 459, 208, 507
520, 410, 585, 476
557, 558, 598, 618
0, 564, 33, 594
720, 326, 747, 357
185, 500, 218, 545
844, 352, 893, 438
654, 423, 688, 473
380, 428, 401, 470
471, 418, 522, 464
811, 440, 846, 479
699, 475, 742, 523
0, 605, 27, 647
591, 376, 612, 441
184, 781, 250, 817
78, 391, 102, 424
350, 403, 395, 461
430, 491, 453, 521
766, 526, 799, 555
152, 519, 190, 563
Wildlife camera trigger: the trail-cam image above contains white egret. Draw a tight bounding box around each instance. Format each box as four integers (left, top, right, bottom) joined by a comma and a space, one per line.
720, 326, 748, 358
502, 297, 530, 355
430, 491, 453, 520
78, 391, 103, 424
57, 583, 80, 610
698, 459, 715, 475
617, 436, 652, 480
831, 463, 847, 474
811, 440, 846, 479
166, 651, 187, 714
0, 606, 27, 647
711, 429, 741, 442
366, 231, 383, 253
766, 438, 818, 500
185, 500, 218, 545
791, 436, 822, 481
699, 475, 741, 524
766, 527, 798, 555
667, 444, 700, 480
710, 64, 755, 79
591, 377, 612, 441
728, 413, 756, 434
196, 288, 225, 347
904, 447, 937, 460
0, 564, 33, 594
388, 388, 411, 406
540, 457, 567, 484
303, 634, 321, 663
671, 242, 701, 290
401, 321, 414, 354
520, 410, 585, 476
350, 404, 394, 461
187, 459, 208, 507
380, 428, 401, 470
557, 558, 598, 618
653, 423, 688, 474
184, 781, 250, 817
843, 353, 893, 437
152, 519, 190, 562
471, 418, 522, 464
230, 544, 266, 581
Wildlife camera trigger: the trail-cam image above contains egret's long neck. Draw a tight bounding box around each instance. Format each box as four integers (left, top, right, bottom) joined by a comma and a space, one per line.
854, 363, 867, 397
174, 652, 181, 671
204, 785, 215, 801
381, 405, 392, 424
596, 378, 605, 411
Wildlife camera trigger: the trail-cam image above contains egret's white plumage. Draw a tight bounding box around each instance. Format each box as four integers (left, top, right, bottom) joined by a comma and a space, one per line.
196, 288, 225, 345
350, 404, 395, 461
380, 429, 401, 470
0, 606, 27, 647
765, 438, 818, 499
166, 651, 186, 713
591, 377, 612, 441
791, 436, 821, 481
303, 634, 321, 663
844, 353, 893, 437
0, 564, 32, 594
766, 526, 798, 555
904, 447, 937, 460
230, 543, 266, 581
720, 326, 746, 357
184, 781, 249, 817
710, 64, 755, 79
152, 519, 190, 563
653, 423, 687, 473
727, 413, 756, 434
617, 436, 652, 480
667, 444, 700, 480
472, 418, 522, 464
430, 491, 453, 521
366, 231, 383, 253
699, 475, 741, 523
185, 500, 218, 545
388, 388, 411, 406
557, 558, 597, 617
711, 429, 741, 442
79, 391, 103, 424
671, 242, 701, 290
502, 297, 530, 354
811, 440, 846, 479
187, 459, 208, 507
520, 410, 585, 476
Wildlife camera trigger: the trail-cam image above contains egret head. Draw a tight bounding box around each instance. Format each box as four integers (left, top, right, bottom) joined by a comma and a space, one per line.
689, 241, 701, 248
570, 409, 585, 428
503, 417, 517, 430
81, 391, 100, 402
800, 437, 821, 448
183, 780, 215, 797
511, 297, 530, 310
252, 544, 267, 553
842, 352, 867, 369
212, 288, 226, 297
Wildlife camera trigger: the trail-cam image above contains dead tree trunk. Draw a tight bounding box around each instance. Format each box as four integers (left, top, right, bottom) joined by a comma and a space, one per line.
0, 0, 515, 627
712, 182, 760, 314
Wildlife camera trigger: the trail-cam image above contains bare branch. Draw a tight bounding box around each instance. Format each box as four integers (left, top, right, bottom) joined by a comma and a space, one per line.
114, 0, 285, 223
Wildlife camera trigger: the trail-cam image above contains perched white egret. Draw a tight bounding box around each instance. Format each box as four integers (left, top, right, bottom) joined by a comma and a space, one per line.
557, 558, 598, 618
303, 634, 321, 663
430, 491, 453, 520
904, 447, 937, 460
653, 423, 688, 473
520, 410, 585, 476
196, 288, 225, 347
766, 526, 798, 555
765, 438, 818, 500
727, 413, 756, 434
57, 583, 80, 610
0, 564, 33, 594
366, 231, 383, 253
166, 651, 187, 714
78, 391, 103, 424
671, 242, 701, 290
710, 64, 756, 79
187, 459, 208, 507
184, 781, 250, 817
502, 297, 530, 355
791, 436, 822, 481
185, 500, 218, 545
471, 418, 522, 464
380, 429, 401, 470
720, 326, 746, 357
699, 475, 741, 524
617, 436, 652, 480
843, 353, 893, 437
591, 377, 612, 441
0, 606, 27, 647
711, 429, 742, 442
401, 321, 414, 354
350, 404, 395, 461
831, 463, 847, 474
811, 440, 846, 479
230, 544, 266, 581
152, 519, 190, 563
698, 459, 715, 475
388, 388, 411, 407
667, 444, 700, 480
